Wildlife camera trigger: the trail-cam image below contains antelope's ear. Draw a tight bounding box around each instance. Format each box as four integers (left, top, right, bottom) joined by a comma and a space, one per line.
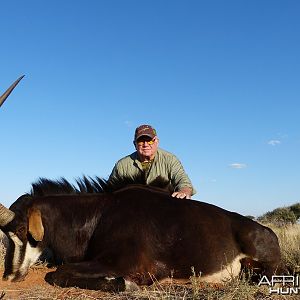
28, 208, 44, 242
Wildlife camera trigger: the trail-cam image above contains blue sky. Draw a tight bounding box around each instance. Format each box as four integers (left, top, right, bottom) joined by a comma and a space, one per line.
0, 0, 299, 217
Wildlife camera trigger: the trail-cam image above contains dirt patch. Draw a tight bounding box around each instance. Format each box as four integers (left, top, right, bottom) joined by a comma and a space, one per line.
0, 266, 191, 299
0, 267, 124, 299
0, 267, 55, 299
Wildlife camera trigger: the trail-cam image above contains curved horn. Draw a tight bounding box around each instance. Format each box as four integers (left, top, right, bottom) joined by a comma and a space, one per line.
0, 203, 15, 226
0, 75, 25, 108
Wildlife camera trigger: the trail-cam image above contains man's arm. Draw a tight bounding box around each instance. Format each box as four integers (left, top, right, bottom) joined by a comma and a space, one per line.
107, 163, 123, 191
169, 156, 195, 199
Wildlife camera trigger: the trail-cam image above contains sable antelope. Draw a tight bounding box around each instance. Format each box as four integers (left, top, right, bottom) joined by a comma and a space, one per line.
0, 177, 281, 291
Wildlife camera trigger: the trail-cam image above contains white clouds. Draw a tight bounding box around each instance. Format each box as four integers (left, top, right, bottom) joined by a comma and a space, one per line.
229, 163, 247, 169
268, 139, 281, 146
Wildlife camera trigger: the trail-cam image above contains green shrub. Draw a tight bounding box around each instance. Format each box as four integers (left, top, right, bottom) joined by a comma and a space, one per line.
258, 207, 297, 226
290, 203, 300, 220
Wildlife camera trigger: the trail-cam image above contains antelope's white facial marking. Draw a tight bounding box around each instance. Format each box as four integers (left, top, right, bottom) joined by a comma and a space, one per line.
6, 232, 42, 281
7, 232, 23, 279
18, 242, 43, 274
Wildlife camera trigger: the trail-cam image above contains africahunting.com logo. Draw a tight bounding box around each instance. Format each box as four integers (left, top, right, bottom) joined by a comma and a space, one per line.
258, 275, 299, 295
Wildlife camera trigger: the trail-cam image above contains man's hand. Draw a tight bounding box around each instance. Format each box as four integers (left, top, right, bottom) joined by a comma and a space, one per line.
172, 188, 192, 199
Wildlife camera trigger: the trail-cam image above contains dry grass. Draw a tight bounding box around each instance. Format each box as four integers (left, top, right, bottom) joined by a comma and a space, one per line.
0, 242, 5, 269
0, 225, 299, 299
2, 278, 296, 300
267, 223, 300, 273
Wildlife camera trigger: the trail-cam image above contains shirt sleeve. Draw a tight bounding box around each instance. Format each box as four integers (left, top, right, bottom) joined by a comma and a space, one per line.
107, 162, 123, 191
169, 156, 196, 195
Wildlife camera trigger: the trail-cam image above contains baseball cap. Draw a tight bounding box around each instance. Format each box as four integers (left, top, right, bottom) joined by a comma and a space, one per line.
134, 125, 157, 141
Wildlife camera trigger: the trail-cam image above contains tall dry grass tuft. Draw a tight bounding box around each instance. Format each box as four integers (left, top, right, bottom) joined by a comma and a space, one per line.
0, 241, 5, 269
0, 231, 7, 269
268, 223, 300, 273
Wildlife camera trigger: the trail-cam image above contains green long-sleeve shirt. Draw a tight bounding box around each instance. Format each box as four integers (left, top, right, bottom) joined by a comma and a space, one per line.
108, 148, 196, 195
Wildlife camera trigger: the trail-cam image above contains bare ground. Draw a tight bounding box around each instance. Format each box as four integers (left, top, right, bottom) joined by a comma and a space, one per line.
0, 267, 54, 299
0, 266, 194, 300
0, 266, 120, 300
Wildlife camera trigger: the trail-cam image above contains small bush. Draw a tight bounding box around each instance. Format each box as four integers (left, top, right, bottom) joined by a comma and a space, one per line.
290, 203, 300, 220
258, 207, 297, 226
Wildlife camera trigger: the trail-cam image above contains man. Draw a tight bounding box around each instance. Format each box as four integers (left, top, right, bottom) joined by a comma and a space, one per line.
108, 124, 196, 199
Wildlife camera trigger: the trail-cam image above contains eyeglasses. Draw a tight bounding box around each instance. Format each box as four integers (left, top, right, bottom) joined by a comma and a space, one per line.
136, 138, 156, 146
